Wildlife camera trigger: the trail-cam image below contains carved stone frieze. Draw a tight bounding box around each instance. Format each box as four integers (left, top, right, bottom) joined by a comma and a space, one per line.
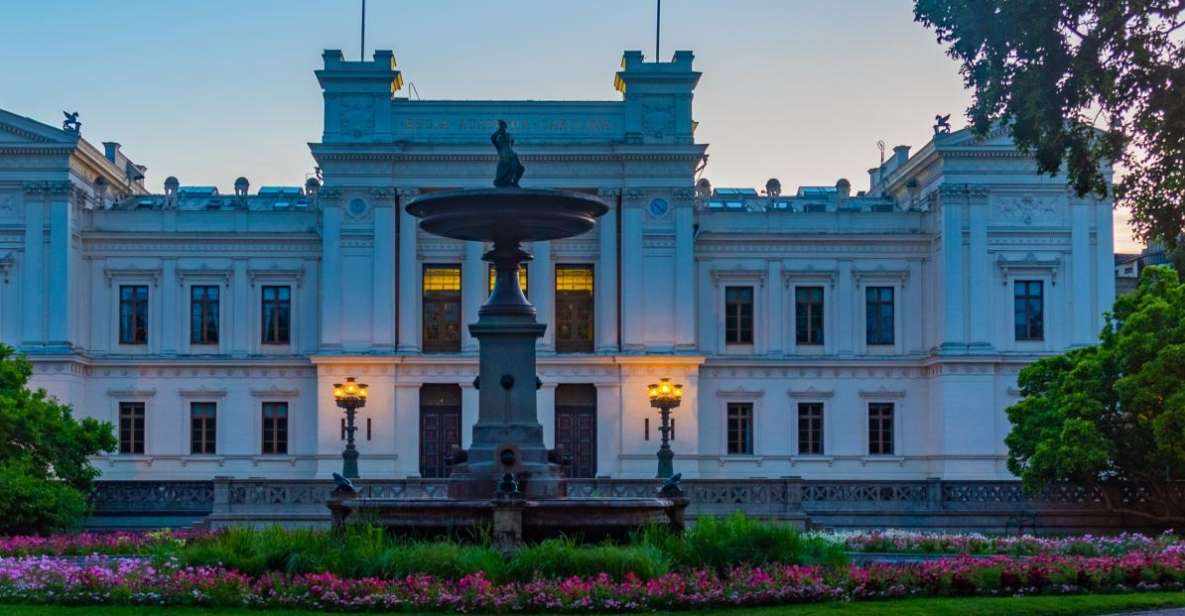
22, 180, 74, 195
996, 194, 1061, 225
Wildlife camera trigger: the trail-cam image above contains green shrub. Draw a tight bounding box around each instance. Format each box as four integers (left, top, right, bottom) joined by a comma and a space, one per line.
0, 459, 89, 535
640, 512, 846, 571
507, 537, 670, 581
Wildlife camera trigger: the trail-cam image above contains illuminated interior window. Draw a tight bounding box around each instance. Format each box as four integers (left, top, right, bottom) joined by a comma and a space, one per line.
555, 265, 594, 292
423, 265, 461, 292
488, 264, 528, 294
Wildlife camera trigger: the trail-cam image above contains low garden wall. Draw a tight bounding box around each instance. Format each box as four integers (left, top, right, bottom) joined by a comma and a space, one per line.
87, 478, 1156, 532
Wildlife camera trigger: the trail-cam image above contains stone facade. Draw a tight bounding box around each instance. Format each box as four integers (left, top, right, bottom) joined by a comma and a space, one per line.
0, 49, 1114, 484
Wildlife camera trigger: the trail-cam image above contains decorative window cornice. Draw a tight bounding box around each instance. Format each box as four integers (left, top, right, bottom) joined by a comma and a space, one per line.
710, 268, 767, 288
996, 252, 1060, 285
104, 267, 162, 287
853, 268, 910, 288
782, 269, 837, 288
107, 388, 156, 399
788, 386, 834, 399
178, 387, 228, 399
858, 386, 906, 400
716, 387, 764, 400
176, 267, 233, 285
250, 385, 301, 399
248, 267, 304, 288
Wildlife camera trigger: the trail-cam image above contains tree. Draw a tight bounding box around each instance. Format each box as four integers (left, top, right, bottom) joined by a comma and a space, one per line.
1006, 266, 1185, 523
0, 344, 116, 533
913, 1, 1185, 247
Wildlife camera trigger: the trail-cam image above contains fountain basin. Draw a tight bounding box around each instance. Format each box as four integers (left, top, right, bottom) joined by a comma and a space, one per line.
405, 187, 608, 244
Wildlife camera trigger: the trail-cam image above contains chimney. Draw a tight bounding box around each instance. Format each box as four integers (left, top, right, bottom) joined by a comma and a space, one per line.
892, 145, 911, 171
102, 142, 121, 163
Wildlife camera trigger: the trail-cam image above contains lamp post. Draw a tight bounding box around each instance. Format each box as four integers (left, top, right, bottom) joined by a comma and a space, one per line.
647, 378, 683, 479
332, 376, 368, 479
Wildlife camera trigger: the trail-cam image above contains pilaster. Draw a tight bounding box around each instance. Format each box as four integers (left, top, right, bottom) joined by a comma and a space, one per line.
461, 241, 484, 352
967, 188, 991, 350
595, 382, 622, 477
595, 187, 620, 353
20, 183, 48, 346
393, 382, 421, 477
320, 189, 344, 349
673, 188, 696, 350
461, 381, 479, 449
533, 241, 555, 352
537, 382, 558, 449
620, 191, 645, 352
371, 188, 397, 351
939, 185, 967, 351
396, 188, 420, 353
45, 188, 73, 349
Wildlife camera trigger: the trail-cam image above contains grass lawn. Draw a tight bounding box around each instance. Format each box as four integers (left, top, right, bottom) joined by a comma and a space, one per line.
5, 593, 1185, 616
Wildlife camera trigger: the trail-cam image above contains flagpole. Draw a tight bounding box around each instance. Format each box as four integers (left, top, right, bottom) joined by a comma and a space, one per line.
655, 0, 661, 62
361, 0, 366, 60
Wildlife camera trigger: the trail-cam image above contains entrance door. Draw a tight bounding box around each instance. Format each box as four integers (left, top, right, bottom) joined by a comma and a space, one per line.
419, 384, 461, 478
554, 384, 597, 478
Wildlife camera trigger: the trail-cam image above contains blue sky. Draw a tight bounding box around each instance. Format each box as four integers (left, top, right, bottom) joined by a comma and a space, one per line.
0, 0, 1138, 250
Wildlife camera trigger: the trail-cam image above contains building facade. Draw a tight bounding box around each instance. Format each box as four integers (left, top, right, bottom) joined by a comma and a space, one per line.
0, 49, 1115, 484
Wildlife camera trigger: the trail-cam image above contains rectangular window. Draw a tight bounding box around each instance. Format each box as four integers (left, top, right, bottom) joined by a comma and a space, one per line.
118, 402, 145, 454
865, 286, 895, 345
797, 402, 824, 455
118, 285, 149, 345
422, 265, 462, 353
190, 402, 216, 454
261, 402, 288, 455
190, 285, 220, 345
868, 403, 895, 455
726, 402, 754, 455
555, 265, 594, 353
795, 286, 825, 345
725, 286, 754, 344
261, 286, 291, 344
1014, 280, 1044, 341
488, 263, 528, 296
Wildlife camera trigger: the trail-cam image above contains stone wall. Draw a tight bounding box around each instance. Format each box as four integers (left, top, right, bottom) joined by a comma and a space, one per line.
87, 479, 1157, 533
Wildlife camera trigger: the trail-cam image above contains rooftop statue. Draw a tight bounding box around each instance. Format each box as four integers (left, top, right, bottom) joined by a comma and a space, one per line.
491, 120, 525, 188
933, 113, 952, 135
62, 111, 81, 133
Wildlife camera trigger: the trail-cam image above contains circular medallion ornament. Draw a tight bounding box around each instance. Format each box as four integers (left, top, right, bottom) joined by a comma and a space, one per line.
648, 197, 669, 218
348, 198, 368, 217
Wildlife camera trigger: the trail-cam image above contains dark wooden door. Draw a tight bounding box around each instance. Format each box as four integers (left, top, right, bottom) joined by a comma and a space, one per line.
419, 385, 461, 478
554, 384, 597, 478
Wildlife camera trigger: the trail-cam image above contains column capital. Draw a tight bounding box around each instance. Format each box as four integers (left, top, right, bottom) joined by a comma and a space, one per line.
369, 187, 398, 202
396, 187, 421, 198
597, 187, 622, 198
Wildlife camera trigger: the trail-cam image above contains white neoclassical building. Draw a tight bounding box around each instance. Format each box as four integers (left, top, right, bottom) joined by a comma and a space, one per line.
0, 49, 1115, 484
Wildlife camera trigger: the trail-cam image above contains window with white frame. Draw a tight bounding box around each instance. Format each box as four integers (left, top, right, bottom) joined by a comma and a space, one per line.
726, 402, 754, 454
867, 402, 895, 455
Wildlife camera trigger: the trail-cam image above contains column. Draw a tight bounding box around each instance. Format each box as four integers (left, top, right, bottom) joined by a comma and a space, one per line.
393, 383, 421, 477
765, 260, 783, 356
1070, 199, 1093, 345
461, 241, 485, 352
537, 382, 557, 449
533, 241, 555, 352
967, 191, 991, 349
596, 190, 619, 352
46, 196, 71, 346
1094, 197, 1116, 333
321, 201, 343, 349
21, 190, 44, 346
397, 189, 420, 353
620, 198, 644, 352
595, 383, 622, 477
940, 188, 966, 350
461, 382, 479, 449
673, 200, 695, 350
371, 196, 396, 350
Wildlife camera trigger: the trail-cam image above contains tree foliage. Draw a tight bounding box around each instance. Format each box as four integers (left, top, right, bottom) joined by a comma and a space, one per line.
1006, 266, 1185, 522
914, 0, 1185, 247
0, 344, 115, 533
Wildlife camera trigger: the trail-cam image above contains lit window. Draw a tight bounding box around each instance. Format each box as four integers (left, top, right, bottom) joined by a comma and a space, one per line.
423, 265, 462, 353
555, 265, 594, 353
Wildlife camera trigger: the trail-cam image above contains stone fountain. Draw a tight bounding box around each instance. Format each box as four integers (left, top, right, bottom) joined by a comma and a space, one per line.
328, 121, 687, 546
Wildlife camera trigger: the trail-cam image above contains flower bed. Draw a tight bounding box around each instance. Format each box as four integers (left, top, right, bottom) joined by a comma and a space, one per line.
826, 529, 1178, 557
2, 551, 1185, 612
0, 530, 211, 557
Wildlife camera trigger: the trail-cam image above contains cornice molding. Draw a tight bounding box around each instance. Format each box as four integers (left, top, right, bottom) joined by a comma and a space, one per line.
781, 269, 837, 288
716, 387, 765, 400
788, 386, 835, 399
858, 386, 907, 400
996, 252, 1060, 285
104, 267, 162, 287
249, 385, 301, 399
247, 267, 305, 288
107, 388, 156, 399
710, 268, 767, 288
178, 387, 228, 399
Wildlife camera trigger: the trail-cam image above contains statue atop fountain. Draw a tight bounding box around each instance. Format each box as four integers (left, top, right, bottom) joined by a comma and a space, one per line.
491, 120, 526, 188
